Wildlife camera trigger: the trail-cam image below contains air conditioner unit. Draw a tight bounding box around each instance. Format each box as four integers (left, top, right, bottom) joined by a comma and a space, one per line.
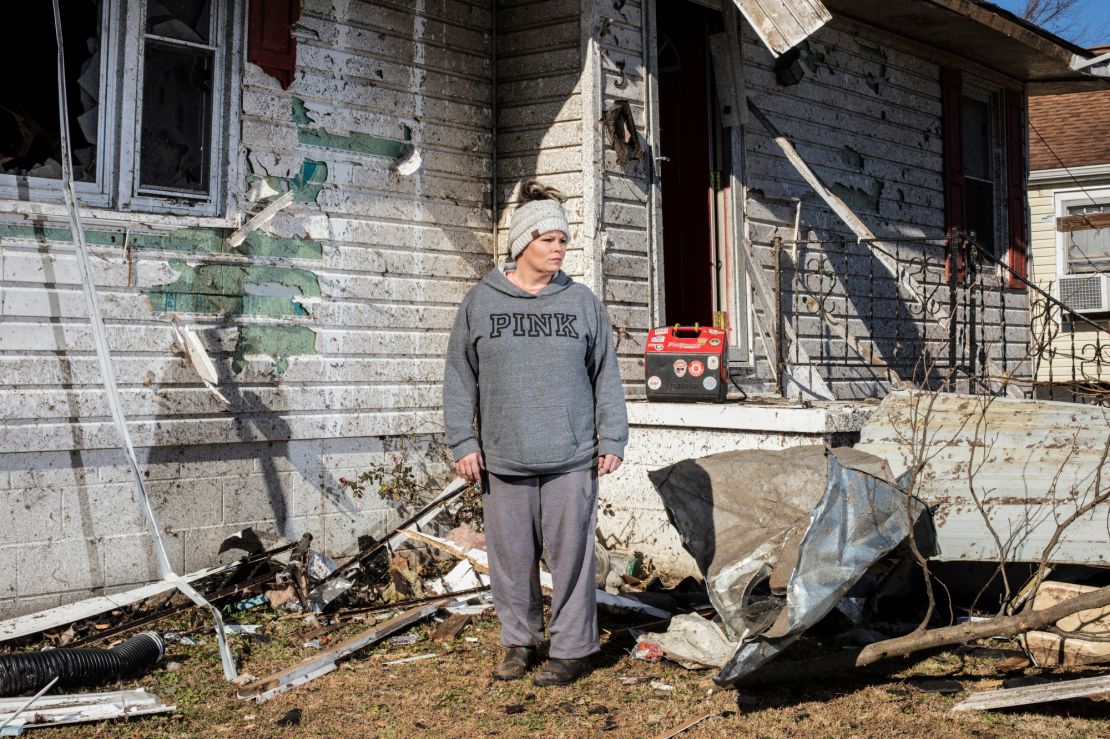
1058, 273, 1110, 313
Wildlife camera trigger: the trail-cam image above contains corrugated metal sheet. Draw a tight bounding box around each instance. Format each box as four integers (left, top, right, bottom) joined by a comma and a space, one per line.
856, 391, 1110, 565
732, 0, 831, 57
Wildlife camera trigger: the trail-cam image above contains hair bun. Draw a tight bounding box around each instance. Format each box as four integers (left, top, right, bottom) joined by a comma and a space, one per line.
520, 178, 565, 204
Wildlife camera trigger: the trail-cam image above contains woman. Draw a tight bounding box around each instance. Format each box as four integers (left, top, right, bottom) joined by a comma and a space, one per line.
443, 180, 628, 686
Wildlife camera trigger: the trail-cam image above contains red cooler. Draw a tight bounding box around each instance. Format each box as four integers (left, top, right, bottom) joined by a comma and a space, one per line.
644, 325, 728, 402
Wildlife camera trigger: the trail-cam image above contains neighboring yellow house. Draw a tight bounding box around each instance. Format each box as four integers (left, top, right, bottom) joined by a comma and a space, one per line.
1028, 56, 1110, 398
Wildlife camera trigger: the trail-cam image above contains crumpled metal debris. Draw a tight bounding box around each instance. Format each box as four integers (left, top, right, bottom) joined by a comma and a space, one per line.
649, 445, 933, 686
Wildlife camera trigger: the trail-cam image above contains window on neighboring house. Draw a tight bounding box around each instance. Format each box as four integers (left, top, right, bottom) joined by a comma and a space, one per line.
0, 0, 238, 217
1060, 200, 1110, 275
941, 68, 1028, 286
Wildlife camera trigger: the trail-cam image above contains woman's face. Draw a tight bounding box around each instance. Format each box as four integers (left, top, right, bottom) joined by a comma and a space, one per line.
518, 230, 567, 275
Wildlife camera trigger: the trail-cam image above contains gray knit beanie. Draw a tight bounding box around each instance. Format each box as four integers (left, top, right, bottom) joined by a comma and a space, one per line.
508, 180, 570, 260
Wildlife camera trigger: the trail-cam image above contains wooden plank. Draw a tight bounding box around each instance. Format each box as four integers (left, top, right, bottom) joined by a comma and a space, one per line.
1058, 212, 1110, 232
731, 0, 832, 57
432, 613, 472, 642
952, 674, 1110, 712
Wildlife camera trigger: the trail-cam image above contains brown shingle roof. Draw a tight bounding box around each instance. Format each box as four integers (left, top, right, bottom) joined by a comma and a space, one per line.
1028, 88, 1110, 171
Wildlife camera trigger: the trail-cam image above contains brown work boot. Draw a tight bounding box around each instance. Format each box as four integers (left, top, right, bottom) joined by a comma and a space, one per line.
493, 646, 536, 681
532, 657, 591, 687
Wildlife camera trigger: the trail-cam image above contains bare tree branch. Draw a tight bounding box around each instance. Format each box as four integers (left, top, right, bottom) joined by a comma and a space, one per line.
735, 585, 1110, 685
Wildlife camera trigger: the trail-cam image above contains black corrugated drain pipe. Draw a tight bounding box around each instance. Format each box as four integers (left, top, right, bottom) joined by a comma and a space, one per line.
0, 631, 164, 696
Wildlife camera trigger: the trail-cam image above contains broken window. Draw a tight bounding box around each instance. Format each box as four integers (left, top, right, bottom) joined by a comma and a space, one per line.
0, 0, 237, 216
1, 2, 103, 183
140, 1, 215, 194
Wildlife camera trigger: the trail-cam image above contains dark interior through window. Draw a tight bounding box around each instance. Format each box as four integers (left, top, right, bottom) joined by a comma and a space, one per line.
0, 1, 101, 182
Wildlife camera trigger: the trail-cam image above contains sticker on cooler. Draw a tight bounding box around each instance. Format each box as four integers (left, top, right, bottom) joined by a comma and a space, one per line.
702, 376, 717, 391
708, 338, 721, 347
707, 356, 719, 371
688, 360, 705, 378
673, 359, 687, 377
647, 375, 662, 390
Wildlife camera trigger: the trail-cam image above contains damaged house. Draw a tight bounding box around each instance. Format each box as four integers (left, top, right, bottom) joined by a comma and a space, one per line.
1, 0, 1108, 618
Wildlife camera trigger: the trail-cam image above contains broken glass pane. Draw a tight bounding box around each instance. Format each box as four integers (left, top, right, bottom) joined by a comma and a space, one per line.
146, 0, 212, 44
139, 42, 212, 193
1, 1, 102, 182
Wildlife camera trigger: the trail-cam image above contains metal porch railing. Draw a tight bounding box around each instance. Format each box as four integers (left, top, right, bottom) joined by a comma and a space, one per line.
771, 231, 1110, 404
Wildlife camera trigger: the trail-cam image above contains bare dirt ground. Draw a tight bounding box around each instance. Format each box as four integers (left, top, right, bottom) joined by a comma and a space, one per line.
33, 608, 1110, 738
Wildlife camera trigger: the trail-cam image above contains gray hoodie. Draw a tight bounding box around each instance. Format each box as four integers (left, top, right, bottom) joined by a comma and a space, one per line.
443, 265, 628, 476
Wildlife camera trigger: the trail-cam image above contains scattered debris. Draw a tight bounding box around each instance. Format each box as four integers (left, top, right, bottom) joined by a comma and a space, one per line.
0, 689, 174, 733
631, 641, 665, 663
383, 653, 436, 666
433, 614, 472, 643
0, 677, 58, 734
388, 633, 421, 646
649, 445, 931, 685
446, 523, 485, 552
641, 613, 733, 670
994, 655, 1032, 673
650, 681, 674, 695
392, 146, 423, 176
227, 190, 295, 248
237, 602, 445, 702
654, 712, 712, 739
953, 674, 1110, 712
169, 322, 229, 405
403, 529, 670, 619
504, 704, 525, 715
234, 596, 267, 612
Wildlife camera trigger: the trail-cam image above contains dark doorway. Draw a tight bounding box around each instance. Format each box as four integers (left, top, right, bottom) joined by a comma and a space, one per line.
657, 1, 727, 327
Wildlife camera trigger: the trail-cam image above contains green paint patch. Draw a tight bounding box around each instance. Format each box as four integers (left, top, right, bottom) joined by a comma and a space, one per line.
145, 261, 321, 318
840, 146, 864, 171
0, 224, 321, 261
292, 97, 411, 158
831, 180, 885, 215
232, 325, 316, 374
0, 224, 127, 247
247, 159, 329, 205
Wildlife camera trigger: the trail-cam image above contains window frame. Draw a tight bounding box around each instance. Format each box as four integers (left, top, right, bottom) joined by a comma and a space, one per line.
0, 0, 242, 219
959, 85, 1006, 256
1054, 185, 1110, 278
941, 67, 1028, 286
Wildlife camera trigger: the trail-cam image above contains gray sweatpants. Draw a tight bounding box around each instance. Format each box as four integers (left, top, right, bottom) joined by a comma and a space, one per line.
483, 468, 599, 659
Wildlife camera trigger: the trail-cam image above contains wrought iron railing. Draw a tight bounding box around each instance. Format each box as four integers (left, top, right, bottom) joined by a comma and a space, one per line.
771, 231, 1110, 404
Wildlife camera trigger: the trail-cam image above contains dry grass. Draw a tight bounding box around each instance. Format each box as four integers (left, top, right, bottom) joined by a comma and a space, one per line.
34, 609, 1110, 738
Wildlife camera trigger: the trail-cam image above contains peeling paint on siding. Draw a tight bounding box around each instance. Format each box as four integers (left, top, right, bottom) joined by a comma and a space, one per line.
0, 224, 322, 260
830, 180, 884, 213
144, 261, 320, 318
291, 97, 412, 158
246, 159, 329, 204
231, 325, 317, 374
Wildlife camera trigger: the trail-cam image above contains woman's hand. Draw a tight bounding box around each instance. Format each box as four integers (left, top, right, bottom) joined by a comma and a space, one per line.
598, 454, 622, 476
455, 451, 485, 483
